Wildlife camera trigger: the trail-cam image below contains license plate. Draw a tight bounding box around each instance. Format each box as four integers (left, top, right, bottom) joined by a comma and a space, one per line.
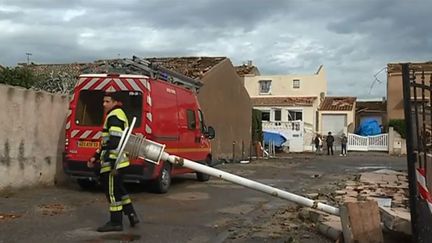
78, 141, 99, 148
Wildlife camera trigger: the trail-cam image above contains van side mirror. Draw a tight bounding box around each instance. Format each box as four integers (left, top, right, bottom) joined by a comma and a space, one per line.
206, 126, 215, 139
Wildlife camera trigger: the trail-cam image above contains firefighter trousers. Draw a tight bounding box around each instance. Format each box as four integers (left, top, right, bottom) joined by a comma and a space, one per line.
100, 169, 137, 224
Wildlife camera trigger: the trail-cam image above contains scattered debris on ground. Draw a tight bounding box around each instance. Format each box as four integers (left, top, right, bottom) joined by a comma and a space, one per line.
297, 169, 410, 241
38, 203, 66, 216
0, 213, 21, 221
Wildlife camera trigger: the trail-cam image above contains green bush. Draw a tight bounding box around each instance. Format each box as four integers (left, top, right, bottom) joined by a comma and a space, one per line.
0, 67, 44, 89
389, 119, 406, 138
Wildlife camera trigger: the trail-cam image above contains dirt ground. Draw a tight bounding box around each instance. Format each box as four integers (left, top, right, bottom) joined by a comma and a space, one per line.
0, 152, 407, 242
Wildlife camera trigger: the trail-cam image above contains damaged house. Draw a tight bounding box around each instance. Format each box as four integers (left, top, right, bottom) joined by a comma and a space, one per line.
238, 64, 327, 152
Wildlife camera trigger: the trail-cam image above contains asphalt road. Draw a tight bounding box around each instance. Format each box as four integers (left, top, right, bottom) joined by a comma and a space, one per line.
0, 152, 407, 243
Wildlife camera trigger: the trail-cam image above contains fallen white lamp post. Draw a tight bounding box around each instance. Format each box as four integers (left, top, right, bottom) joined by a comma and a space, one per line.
117, 121, 340, 216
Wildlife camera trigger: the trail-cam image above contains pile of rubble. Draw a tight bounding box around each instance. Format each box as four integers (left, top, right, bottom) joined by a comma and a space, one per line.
300, 169, 411, 241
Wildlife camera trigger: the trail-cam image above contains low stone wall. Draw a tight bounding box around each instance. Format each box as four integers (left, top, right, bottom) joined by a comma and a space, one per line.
388, 127, 407, 155
0, 84, 69, 191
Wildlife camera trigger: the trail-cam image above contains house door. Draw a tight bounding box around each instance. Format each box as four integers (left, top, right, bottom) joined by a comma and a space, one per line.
322, 114, 347, 135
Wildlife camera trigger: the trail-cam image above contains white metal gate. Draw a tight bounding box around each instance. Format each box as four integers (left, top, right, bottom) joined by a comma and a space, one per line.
347, 133, 388, 151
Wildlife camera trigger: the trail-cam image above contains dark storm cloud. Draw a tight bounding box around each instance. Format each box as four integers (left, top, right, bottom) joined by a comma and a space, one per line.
0, 0, 431, 98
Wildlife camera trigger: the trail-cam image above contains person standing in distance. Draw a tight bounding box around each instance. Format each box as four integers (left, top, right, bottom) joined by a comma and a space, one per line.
326, 131, 334, 155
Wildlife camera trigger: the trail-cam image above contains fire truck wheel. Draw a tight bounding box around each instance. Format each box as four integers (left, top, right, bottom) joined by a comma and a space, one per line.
196, 157, 211, 182
77, 179, 97, 190
151, 162, 171, 194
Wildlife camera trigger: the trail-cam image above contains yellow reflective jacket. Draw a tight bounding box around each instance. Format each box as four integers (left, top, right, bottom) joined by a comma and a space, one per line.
99, 107, 130, 173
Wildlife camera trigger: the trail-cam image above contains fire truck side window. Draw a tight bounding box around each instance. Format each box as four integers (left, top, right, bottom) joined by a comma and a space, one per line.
186, 109, 196, 130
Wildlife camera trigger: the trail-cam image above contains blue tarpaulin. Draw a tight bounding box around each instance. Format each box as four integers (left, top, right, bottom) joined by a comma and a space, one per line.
357, 118, 382, 136
263, 131, 287, 147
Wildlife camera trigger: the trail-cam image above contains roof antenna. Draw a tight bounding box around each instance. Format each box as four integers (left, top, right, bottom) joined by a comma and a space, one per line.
368, 67, 387, 95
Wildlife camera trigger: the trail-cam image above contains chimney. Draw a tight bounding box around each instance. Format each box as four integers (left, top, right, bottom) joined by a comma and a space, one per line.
247, 60, 253, 67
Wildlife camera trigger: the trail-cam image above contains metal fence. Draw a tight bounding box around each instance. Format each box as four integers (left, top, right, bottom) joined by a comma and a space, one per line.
402, 63, 432, 242
347, 133, 388, 151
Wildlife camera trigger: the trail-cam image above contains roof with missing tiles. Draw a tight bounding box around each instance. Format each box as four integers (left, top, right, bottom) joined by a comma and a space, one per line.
146, 57, 226, 79
251, 96, 317, 107
356, 101, 386, 113
21, 56, 227, 80
320, 96, 356, 111
235, 64, 260, 77
388, 62, 432, 73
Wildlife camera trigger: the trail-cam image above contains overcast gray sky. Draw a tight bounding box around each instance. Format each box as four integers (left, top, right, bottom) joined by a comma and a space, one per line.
1, 0, 431, 98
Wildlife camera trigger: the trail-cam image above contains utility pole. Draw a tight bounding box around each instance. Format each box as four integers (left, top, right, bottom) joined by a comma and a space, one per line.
25, 52, 32, 65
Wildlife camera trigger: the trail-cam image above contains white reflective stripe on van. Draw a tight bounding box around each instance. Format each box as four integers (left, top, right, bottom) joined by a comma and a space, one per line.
127, 79, 142, 92
76, 77, 88, 86
114, 79, 127, 91
71, 130, 80, 137
95, 78, 111, 90
80, 130, 93, 139
65, 121, 71, 130
82, 78, 100, 90
147, 96, 152, 106
145, 79, 151, 91
146, 112, 152, 122
92, 131, 102, 139
146, 125, 152, 134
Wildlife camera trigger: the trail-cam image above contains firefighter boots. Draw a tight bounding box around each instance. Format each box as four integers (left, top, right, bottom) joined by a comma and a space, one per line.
97, 211, 123, 232
128, 213, 140, 227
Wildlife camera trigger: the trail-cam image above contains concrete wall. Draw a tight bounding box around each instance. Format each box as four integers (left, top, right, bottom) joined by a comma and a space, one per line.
387, 72, 405, 121
388, 127, 407, 155
199, 59, 252, 161
244, 65, 327, 97
387, 66, 432, 121
0, 84, 69, 191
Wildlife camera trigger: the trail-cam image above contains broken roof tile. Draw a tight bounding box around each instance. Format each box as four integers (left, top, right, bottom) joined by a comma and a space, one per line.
235, 64, 260, 77
19, 56, 227, 80
251, 96, 317, 107
145, 57, 226, 79
320, 97, 356, 111
356, 101, 386, 113
388, 62, 432, 73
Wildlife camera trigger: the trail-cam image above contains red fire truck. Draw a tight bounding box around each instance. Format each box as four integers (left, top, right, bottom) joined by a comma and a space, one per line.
63, 58, 215, 193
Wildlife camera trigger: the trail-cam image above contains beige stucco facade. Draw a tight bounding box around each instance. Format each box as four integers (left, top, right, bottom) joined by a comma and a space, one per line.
243, 65, 326, 131
387, 63, 432, 121
244, 65, 327, 98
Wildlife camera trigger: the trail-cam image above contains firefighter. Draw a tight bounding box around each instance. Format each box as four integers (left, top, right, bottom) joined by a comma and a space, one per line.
88, 91, 139, 232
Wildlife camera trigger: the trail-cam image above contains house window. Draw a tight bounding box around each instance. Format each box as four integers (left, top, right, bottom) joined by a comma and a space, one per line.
186, 109, 196, 130
288, 110, 303, 121
259, 80, 272, 94
274, 109, 281, 121
293, 79, 300, 89
262, 111, 270, 121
